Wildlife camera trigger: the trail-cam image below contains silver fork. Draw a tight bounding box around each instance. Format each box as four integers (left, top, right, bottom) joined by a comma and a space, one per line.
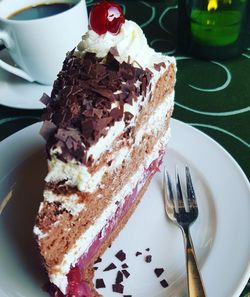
164, 166, 206, 297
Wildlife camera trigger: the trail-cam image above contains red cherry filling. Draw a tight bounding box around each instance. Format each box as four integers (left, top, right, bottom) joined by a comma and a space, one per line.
89, 1, 125, 35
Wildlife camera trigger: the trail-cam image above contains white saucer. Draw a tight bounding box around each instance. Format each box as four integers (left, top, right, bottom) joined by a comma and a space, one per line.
0, 49, 52, 110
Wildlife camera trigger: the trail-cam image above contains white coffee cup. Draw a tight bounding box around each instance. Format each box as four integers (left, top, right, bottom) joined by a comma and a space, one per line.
0, 0, 88, 85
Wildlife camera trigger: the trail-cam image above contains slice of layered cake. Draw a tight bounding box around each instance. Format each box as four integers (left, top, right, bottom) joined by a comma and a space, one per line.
34, 2, 176, 296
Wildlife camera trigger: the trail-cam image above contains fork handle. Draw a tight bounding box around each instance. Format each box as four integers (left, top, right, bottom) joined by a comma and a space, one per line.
184, 228, 207, 297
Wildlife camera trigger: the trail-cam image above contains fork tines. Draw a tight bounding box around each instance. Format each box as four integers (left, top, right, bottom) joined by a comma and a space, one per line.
164, 166, 206, 296
164, 166, 198, 222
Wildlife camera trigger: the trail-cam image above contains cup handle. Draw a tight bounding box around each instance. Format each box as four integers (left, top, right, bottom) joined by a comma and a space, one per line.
0, 31, 34, 82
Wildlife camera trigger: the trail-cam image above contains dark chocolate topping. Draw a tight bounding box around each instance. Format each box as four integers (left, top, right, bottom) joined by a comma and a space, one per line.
112, 283, 124, 294
154, 62, 166, 71
145, 255, 152, 263
95, 278, 106, 289
121, 269, 130, 279
103, 262, 117, 271
154, 268, 164, 278
40, 50, 152, 165
115, 271, 124, 284
115, 249, 126, 262
160, 279, 169, 288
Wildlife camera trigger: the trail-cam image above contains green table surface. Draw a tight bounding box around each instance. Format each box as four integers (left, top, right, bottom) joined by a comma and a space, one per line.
0, 0, 249, 296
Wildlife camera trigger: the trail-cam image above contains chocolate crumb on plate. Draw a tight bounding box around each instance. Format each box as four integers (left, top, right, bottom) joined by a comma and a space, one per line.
121, 263, 128, 269
122, 269, 130, 279
93, 267, 98, 271
112, 283, 124, 294
115, 271, 124, 284
115, 250, 126, 262
135, 251, 142, 256
123, 295, 132, 297
94, 257, 102, 264
160, 279, 169, 288
145, 255, 152, 263
154, 268, 164, 278
145, 248, 150, 251
103, 262, 117, 271
95, 278, 106, 289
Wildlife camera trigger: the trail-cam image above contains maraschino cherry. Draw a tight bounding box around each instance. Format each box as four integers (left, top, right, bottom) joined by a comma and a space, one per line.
89, 1, 125, 35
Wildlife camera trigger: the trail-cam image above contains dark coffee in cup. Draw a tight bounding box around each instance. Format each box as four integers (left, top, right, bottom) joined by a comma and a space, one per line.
8, 3, 75, 21
0, 0, 87, 84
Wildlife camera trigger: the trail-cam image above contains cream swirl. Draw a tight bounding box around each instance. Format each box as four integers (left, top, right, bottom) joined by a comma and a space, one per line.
77, 20, 155, 68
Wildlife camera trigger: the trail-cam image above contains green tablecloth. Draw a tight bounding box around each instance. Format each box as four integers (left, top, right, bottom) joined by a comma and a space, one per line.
0, 0, 249, 296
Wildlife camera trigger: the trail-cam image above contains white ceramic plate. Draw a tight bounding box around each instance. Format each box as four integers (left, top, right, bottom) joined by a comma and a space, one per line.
0, 119, 249, 297
0, 49, 51, 110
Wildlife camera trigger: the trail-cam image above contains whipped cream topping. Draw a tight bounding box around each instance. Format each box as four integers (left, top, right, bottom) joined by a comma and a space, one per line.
77, 20, 175, 70
77, 20, 154, 67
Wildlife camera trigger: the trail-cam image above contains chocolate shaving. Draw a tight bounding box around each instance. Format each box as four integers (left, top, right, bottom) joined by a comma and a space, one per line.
40, 93, 52, 106
103, 262, 117, 272
115, 250, 126, 262
109, 46, 119, 57
154, 268, 164, 278
115, 271, 123, 284
94, 257, 102, 264
145, 255, 152, 263
124, 111, 133, 125
95, 278, 106, 289
112, 283, 124, 294
40, 121, 57, 141
154, 62, 166, 71
110, 106, 124, 121
122, 269, 130, 279
121, 263, 128, 269
160, 279, 169, 288
135, 251, 142, 257
145, 248, 150, 251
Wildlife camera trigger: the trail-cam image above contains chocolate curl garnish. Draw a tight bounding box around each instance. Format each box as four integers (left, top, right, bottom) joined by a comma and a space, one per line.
106, 51, 120, 71
124, 111, 133, 125
110, 106, 124, 121
40, 93, 52, 106
109, 46, 119, 57
55, 128, 83, 152
154, 62, 166, 71
40, 121, 57, 141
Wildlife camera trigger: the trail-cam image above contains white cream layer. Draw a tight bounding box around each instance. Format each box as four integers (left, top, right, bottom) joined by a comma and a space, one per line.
45, 91, 174, 193
44, 191, 86, 216
50, 127, 171, 293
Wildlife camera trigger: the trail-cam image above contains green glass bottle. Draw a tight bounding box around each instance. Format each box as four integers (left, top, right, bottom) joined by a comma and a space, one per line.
177, 0, 250, 60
